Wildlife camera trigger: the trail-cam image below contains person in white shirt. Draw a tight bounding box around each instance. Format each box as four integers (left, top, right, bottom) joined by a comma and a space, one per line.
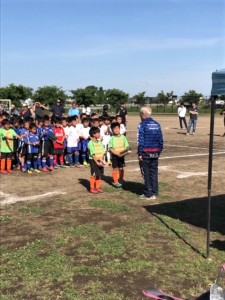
100, 117, 112, 165
116, 115, 127, 135
82, 104, 91, 116
66, 116, 80, 167
79, 118, 90, 166
177, 103, 187, 130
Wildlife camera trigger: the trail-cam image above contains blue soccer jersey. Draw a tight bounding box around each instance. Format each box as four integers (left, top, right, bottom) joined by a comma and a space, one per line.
24, 132, 40, 154
40, 125, 54, 141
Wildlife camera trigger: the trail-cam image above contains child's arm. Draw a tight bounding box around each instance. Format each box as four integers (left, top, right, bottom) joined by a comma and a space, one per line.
109, 147, 121, 157
92, 154, 104, 166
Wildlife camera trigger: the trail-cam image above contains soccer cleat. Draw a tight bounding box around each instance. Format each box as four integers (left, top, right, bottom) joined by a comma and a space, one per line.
42, 167, 48, 172
7, 170, 13, 173
27, 170, 33, 174
49, 166, 54, 171
75, 164, 80, 168
54, 164, 60, 169
1, 170, 8, 174
83, 161, 88, 166
60, 164, 67, 168
96, 188, 104, 193
112, 182, 122, 188
34, 169, 41, 173
107, 161, 112, 166
90, 188, 98, 194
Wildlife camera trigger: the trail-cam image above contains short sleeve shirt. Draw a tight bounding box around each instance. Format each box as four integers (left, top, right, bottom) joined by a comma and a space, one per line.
109, 135, 129, 152
0, 128, 17, 153
88, 140, 105, 160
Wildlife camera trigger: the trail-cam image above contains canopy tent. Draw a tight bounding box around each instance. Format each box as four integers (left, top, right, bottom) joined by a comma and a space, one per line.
207, 69, 225, 258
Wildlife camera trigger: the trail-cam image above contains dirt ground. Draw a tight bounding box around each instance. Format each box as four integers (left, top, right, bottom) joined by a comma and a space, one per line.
1, 114, 224, 203
0, 114, 225, 299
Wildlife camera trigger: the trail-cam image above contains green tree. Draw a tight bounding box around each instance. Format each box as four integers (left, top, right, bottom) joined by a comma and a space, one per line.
132, 92, 146, 106
71, 86, 98, 106
33, 86, 67, 106
105, 89, 129, 108
0, 84, 33, 107
181, 90, 203, 104
156, 90, 174, 105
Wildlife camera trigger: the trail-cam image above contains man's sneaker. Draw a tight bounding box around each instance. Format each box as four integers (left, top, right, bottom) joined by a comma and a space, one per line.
27, 170, 33, 174
49, 166, 54, 171
83, 161, 88, 167
139, 194, 157, 200
1, 170, 7, 174
90, 188, 98, 194
96, 188, 104, 193
34, 169, 41, 173
112, 182, 122, 188
42, 167, 48, 172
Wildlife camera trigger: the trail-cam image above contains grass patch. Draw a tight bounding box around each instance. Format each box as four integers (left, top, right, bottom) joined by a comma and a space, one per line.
88, 199, 134, 212
0, 215, 12, 221
18, 206, 44, 215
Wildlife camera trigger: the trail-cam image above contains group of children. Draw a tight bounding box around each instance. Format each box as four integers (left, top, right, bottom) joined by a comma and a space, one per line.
0, 111, 130, 193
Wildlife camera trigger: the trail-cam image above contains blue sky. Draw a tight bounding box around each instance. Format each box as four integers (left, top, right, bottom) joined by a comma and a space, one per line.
1, 0, 225, 97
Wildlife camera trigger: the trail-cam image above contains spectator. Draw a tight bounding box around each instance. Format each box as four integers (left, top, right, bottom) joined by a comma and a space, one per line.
177, 102, 187, 130
82, 104, 91, 116
20, 104, 32, 119
34, 102, 48, 119
50, 100, 65, 119
186, 102, 198, 135
10, 104, 20, 116
116, 103, 127, 126
68, 102, 80, 117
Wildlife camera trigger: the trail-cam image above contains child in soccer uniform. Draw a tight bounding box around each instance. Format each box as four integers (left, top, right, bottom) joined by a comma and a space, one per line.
79, 118, 90, 166
24, 123, 40, 174
88, 127, 105, 193
62, 117, 69, 165
0, 119, 21, 174
18, 121, 30, 172
53, 118, 66, 168
100, 116, 112, 165
109, 122, 130, 188
11, 117, 21, 168
116, 115, 126, 135
67, 115, 80, 167
40, 115, 55, 172
36, 117, 44, 170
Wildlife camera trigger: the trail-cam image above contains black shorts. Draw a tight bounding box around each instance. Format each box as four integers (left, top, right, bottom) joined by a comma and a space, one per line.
1, 152, 13, 159
41, 140, 54, 156
111, 154, 125, 169
27, 153, 38, 160
54, 148, 64, 155
19, 142, 27, 156
89, 159, 104, 177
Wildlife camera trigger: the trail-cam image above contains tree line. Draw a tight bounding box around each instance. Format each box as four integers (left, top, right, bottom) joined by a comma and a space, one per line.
0, 83, 206, 108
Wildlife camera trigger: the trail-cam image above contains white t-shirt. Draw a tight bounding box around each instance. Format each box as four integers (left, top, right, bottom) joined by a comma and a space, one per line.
82, 107, 91, 115
178, 106, 186, 117
80, 126, 90, 140
67, 126, 80, 147
120, 124, 126, 135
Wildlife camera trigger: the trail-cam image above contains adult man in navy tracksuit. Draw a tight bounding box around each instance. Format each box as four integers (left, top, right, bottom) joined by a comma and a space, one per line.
137, 106, 163, 200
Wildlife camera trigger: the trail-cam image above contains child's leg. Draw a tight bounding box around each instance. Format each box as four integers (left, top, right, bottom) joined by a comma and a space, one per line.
95, 176, 103, 192
119, 168, 124, 180
6, 154, 13, 173
112, 168, 119, 184
54, 154, 58, 166
59, 153, 64, 165
90, 175, 96, 190
74, 151, 79, 166
1, 154, 6, 173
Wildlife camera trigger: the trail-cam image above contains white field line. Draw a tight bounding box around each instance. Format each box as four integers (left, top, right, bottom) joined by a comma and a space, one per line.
127, 126, 224, 132
0, 190, 66, 206
127, 141, 225, 152
125, 151, 225, 163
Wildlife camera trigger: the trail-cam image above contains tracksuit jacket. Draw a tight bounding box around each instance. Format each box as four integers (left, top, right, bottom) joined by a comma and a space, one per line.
137, 117, 163, 157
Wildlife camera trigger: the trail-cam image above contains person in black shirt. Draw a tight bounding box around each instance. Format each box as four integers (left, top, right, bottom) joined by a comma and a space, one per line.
116, 103, 127, 126
34, 102, 48, 119
50, 100, 65, 119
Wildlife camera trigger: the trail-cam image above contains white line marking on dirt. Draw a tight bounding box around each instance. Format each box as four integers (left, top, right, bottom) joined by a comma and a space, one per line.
128, 165, 210, 179
125, 151, 225, 163
0, 191, 66, 206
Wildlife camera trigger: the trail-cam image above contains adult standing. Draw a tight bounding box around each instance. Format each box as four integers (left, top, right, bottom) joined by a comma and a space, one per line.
220, 106, 225, 137
34, 102, 48, 119
50, 100, 65, 119
10, 104, 20, 116
68, 102, 80, 117
186, 102, 198, 135
116, 103, 127, 126
20, 103, 32, 120
177, 102, 187, 130
82, 104, 91, 116
137, 106, 163, 200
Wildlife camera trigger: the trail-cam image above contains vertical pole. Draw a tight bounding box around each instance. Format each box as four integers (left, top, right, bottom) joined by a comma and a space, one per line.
206, 96, 215, 258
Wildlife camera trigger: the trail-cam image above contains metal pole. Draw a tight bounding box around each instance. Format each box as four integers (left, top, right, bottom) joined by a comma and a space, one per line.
206, 96, 215, 258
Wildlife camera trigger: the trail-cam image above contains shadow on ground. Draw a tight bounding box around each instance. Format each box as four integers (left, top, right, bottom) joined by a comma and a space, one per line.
144, 194, 225, 254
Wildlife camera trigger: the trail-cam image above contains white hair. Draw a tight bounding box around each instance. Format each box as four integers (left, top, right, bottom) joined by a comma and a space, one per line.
140, 106, 152, 116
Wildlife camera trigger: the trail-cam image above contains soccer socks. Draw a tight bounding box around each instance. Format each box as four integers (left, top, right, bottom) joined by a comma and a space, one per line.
1, 158, 6, 172
74, 153, 79, 165
68, 154, 73, 165
42, 158, 47, 168
37, 156, 42, 169
90, 176, 95, 189
27, 160, 31, 170
112, 169, 119, 184
59, 154, 64, 165
49, 156, 54, 167
54, 155, 58, 165
119, 169, 124, 180
33, 157, 38, 170
6, 158, 12, 172
95, 178, 101, 189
